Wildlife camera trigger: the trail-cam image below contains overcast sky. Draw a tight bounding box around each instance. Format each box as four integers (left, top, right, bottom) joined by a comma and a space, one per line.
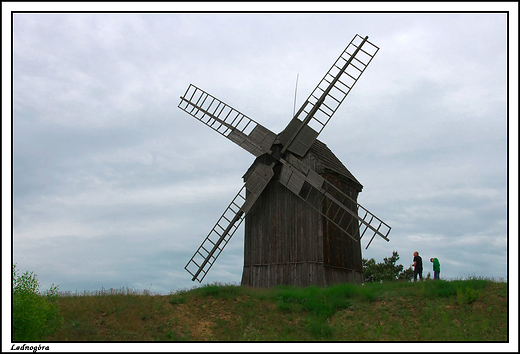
6, 5, 517, 302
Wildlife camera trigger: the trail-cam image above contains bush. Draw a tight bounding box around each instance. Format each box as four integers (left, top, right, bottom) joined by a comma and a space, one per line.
363, 251, 413, 283
12, 264, 63, 341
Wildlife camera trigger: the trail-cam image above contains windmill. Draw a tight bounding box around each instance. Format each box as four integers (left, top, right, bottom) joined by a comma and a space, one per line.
179, 34, 391, 287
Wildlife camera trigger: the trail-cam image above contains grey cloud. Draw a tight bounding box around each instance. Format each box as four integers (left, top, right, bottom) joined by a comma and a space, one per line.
11, 12, 510, 295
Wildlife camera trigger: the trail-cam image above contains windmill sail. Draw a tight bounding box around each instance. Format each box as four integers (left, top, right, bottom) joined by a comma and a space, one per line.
179, 84, 277, 157
279, 155, 390, 248
184, 185, 247, 282
185, 162, 275, 282
278, 34, 379, 157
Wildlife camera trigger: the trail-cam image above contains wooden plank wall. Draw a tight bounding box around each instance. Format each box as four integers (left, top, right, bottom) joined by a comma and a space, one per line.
242, 263, 328, 287
322, 174, 364, 273
241, 153, 364, 288
242, 263, 363, 287
242, 178, 325, 287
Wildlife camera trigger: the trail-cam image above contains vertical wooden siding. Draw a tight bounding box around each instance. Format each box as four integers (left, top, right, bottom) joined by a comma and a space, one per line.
241, 148, 364, 288
322, 174, 363, 273
242, 179, 326, 287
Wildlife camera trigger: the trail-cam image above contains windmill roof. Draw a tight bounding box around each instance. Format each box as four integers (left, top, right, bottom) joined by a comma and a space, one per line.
243, 139, 363, 192
308, 139, 363, 191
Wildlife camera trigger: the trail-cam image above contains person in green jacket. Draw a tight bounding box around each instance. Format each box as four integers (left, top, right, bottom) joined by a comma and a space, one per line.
430, 258, 440, 280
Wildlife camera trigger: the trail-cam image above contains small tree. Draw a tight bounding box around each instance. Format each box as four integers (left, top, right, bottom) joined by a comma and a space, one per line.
362, 251, 413, 283
398, 266, 414, 281
12, 264, 63, 341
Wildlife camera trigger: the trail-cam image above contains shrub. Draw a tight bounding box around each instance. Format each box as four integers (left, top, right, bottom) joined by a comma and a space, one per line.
12, 264, 63, 341
363, 251, 413, 283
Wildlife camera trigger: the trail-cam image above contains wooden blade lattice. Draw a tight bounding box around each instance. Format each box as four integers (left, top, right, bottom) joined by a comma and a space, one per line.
179, 85, 277, 157
185, 163, 275, 282
185, 186, 247, 282
279, 34, 379, 157
279, 155, 390, 248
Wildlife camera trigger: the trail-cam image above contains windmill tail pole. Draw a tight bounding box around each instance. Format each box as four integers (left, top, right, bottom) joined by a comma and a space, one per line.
293, 73, 299, 117
281, 36, 369, 155
191, 210, 244, 281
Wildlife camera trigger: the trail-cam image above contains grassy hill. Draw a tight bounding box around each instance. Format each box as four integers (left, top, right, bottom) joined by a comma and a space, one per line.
43, 278, 507, 342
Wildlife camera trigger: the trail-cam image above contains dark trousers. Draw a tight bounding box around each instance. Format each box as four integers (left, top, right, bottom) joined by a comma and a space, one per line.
414, 268, 422, 282
434, 271, 440, 280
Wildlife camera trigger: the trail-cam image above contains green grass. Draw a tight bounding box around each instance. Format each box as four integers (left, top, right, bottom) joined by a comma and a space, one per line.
41, 278, 507, 342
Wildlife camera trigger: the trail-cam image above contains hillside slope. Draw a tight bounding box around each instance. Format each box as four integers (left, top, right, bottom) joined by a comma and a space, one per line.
44, 279, 507, 342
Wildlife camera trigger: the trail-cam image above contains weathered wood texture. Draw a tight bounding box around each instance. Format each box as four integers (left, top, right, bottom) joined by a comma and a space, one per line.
241, 140, 364, 287
322, 174, 363, 273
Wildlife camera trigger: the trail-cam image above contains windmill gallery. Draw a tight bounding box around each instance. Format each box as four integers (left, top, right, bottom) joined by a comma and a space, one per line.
179, 34, 391, 288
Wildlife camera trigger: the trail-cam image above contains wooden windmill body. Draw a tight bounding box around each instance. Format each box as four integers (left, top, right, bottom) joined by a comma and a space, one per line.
242, 139, 365, 287
178, 34, 392, 286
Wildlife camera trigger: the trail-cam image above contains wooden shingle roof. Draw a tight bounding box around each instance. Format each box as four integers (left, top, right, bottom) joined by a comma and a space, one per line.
243, 139, 363, 192
308, 139, 363, 192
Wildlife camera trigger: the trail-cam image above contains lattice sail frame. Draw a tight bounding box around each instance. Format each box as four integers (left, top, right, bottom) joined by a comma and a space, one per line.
185, 162, 275, 282
278, 155, 390, 246
179, 84, 276, 157
279, 35, 379, 157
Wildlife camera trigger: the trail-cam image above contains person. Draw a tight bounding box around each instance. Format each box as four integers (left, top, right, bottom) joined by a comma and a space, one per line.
413, 251, 423, 282
430, 257, 441, 280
